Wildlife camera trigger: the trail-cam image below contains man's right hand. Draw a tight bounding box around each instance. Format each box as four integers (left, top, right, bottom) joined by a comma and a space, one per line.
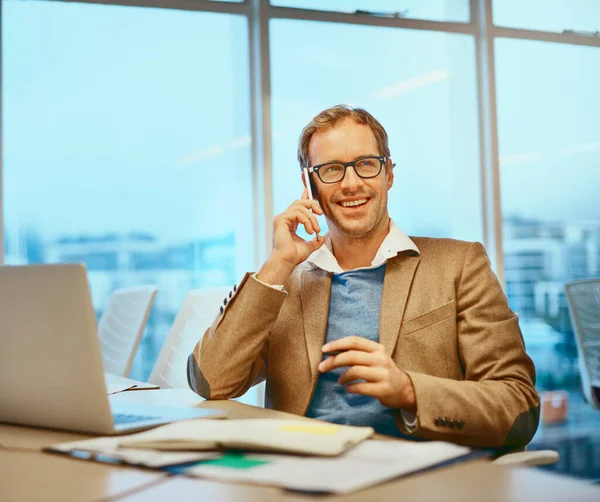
256, 189, 325, 285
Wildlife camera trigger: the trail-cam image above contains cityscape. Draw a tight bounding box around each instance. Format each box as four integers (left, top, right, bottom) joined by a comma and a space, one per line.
5, 215, 598, 391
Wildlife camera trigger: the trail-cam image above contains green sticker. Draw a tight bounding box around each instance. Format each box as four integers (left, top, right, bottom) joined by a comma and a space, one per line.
201, 452, 269, 469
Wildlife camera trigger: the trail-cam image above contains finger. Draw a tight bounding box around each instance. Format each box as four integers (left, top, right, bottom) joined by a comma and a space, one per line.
309, 234, 326, 250
292, 212, 315, 235
292, 198, 323, 216
318, 350, 375, 372
292, 205, 321, 235
322, 336, 384, 355
301, 188, 308, 200
345, 382, 384, 398
338, 366, 386, 385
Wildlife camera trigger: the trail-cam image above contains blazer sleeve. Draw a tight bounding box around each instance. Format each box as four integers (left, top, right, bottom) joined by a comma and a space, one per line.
400, 241, 540, 449
187, 272, 287, 400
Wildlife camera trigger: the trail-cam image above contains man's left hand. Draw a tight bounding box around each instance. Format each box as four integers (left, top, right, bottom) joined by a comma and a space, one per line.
318, 336, 417, 413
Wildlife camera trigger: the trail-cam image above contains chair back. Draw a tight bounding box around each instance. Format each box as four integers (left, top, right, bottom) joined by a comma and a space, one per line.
98, 285, 158, 377
564, 278, 600, 409
148, 286, 231, 389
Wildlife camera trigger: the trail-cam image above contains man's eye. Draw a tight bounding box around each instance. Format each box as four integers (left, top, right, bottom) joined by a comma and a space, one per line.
357, 159, 377, 168
322, 164, 344, 174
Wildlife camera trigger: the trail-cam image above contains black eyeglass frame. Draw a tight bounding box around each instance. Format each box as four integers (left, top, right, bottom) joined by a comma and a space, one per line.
306, 155, 389, 184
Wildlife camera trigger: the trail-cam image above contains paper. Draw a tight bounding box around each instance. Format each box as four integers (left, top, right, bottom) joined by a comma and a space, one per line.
119, 419, 374, 456
107, 383, 137, 395
104, 373, 159, 393
184, 439, 472, 494
279, 424, 340, 435
50, 436, 219, 467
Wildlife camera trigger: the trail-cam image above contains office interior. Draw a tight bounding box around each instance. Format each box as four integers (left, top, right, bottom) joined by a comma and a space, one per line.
1, 0, 599, 485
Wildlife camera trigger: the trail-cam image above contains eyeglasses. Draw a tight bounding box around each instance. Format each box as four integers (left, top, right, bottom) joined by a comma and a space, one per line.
307, 156, 386, 184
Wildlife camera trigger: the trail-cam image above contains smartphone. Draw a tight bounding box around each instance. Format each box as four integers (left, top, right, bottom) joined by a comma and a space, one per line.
302, 166, 320, 240
323, 350, 345, 357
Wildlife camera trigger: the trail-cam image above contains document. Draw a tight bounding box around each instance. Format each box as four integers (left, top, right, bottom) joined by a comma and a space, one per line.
104, 373, 159, 394
107, 383, 137, 395
184, 439, 473, 494
50, 436, 219, 467
118, 419, 374, 457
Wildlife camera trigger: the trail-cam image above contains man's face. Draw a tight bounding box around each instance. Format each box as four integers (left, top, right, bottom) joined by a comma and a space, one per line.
307, 118, 394, 239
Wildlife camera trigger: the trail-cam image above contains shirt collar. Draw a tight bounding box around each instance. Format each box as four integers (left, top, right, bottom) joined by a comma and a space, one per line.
306, 219, 420, 274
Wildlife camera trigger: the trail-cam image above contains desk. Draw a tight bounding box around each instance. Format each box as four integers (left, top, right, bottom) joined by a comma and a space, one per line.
2, 391, 600, 502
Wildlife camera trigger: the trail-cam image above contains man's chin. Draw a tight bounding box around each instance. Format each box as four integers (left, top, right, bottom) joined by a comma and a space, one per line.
332, 220, 374, 238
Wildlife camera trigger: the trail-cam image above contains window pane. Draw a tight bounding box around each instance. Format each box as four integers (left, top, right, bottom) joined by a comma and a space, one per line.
493, 0, 600, 33
271, 20, 482, 243
3, 1, 255, 393
271, 0, 470, 23
496, 39, 600, 397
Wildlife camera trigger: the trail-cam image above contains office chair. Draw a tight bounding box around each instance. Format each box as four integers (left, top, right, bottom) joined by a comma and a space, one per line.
565, 278, 600, 410
148, 286, 231, 389
98, 285, 158, 378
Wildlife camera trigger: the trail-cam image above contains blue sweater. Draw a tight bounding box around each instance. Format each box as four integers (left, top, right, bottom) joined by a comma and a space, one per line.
306, 264, 405, 437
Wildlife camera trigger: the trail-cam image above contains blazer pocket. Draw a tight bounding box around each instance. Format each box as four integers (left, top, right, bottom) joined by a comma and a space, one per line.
401, 300, 456, 337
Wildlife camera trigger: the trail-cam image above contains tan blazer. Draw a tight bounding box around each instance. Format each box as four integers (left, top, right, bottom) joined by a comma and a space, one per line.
189, 238, 540, 449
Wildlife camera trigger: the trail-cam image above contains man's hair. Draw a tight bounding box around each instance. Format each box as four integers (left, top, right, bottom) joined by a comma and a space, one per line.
297, 104, 391, 169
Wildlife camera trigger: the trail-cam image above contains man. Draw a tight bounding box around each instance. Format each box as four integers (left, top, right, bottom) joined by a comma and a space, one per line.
188, 104, 540, 449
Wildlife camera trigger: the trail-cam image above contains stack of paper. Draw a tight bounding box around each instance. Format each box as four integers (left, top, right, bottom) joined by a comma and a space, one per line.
183, 439, 474, 494
119, 419, 374, 456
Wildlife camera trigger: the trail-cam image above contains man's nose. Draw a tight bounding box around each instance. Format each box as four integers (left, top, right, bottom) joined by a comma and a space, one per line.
340, 165, 363, 191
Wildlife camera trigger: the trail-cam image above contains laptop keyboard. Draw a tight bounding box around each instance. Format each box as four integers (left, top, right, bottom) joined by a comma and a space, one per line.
113, 412, 160, 425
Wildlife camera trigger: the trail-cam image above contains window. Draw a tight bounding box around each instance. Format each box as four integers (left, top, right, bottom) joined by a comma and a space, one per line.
271, 0, 470, 23
493, 0, 600, 34
270, 20, 482, 243
2, 0, 254, 382
496, 38, 600, 391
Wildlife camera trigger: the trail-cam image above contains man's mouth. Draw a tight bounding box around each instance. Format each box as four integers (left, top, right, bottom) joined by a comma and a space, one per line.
338, 198, 368, 208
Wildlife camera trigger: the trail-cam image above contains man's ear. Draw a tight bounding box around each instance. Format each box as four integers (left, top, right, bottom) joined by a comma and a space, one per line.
386, 158, 395, 190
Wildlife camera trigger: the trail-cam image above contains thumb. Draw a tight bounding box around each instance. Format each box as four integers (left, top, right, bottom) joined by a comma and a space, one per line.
309, 235, 326, 252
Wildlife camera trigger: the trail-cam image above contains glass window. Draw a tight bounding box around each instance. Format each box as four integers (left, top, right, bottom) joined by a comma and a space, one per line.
493, 0, 600, 34
2, 1, 256, 399
271, 0, 470, 23
496, 38, 600, 394
270, 19, 482, 243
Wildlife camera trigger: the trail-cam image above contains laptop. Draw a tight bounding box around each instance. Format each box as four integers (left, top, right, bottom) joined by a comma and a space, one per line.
0, 263, 225, 435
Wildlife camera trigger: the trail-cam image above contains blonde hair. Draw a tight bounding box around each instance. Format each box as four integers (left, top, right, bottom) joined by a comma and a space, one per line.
297, 104, 391, 168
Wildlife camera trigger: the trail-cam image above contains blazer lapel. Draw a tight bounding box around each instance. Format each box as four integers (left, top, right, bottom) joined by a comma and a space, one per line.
379, 253, 421, 355
300, 267, 332, 386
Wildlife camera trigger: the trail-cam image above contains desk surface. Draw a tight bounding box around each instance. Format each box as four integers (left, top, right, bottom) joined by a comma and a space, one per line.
2, 390, 600, 502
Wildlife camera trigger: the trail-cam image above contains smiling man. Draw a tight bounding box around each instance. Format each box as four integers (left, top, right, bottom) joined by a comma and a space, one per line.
188, 104, 540, 449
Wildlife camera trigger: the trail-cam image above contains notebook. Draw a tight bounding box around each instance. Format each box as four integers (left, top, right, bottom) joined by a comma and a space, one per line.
0, 263, 225, 435
117, 418, 374, 456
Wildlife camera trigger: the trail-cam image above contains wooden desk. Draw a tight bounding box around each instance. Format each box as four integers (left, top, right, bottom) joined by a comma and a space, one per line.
0, 423, 165, 502
2, 390, 600, 502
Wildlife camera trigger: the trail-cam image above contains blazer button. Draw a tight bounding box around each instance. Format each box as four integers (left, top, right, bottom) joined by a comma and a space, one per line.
223, 298, 228, 306
220, 306, 224, 314
457, 420, 465, 429
440, 417, 448, 427
229, 291, 233, 298
233, 284, 237, 292
449, 419, 457, 429
434, 417, 441, 426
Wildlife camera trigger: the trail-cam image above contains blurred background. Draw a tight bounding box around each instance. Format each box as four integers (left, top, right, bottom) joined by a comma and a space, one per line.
1, 0, 599, 481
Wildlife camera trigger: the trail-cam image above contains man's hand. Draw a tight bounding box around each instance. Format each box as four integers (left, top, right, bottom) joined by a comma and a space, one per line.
257, 189, 325, 285
319, 336, 417, 414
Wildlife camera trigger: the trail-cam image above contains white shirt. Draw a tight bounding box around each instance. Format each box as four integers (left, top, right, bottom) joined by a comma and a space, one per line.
305, 219, 420, 273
